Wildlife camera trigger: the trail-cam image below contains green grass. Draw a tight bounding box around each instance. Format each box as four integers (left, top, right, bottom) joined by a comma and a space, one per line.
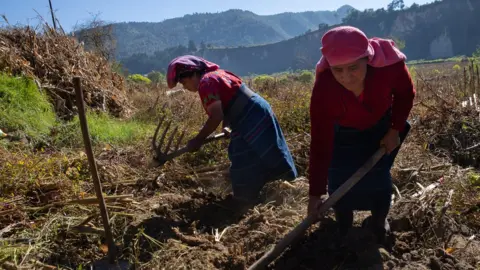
0, 73, 155, 148
407, 56, 474, 65
54, 111, 156, 147
468, 172, 480, 188
0, 73, 56, 142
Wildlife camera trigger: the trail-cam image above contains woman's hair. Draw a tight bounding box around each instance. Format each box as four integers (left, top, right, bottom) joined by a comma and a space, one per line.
176, 70, 204, 82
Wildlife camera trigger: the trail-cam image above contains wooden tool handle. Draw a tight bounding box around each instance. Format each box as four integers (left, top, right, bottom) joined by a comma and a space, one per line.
163, 132, 228, 160
247, 147, 387, 270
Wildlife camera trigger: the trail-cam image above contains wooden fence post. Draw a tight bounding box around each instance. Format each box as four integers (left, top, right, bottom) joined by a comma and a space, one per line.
73, 77, 116, 263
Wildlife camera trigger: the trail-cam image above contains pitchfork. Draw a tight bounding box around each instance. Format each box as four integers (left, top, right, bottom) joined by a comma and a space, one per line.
149, 107, 228, 167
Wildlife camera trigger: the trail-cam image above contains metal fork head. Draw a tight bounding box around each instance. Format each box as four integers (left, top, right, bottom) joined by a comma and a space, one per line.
151, 105, 186, 167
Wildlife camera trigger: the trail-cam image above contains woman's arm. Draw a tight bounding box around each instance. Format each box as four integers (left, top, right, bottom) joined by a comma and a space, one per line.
390, 61, 416, 132
187, 100, 223, 152
198, 101, 223, 140
308, 82, 335, 197
380, 61, 415, 153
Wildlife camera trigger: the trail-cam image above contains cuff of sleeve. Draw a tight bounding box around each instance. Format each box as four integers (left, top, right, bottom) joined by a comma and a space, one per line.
391, 120, 406, 132
309, 186, 327, 197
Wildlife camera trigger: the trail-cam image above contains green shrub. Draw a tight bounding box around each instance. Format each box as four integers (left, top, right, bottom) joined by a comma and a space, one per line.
128, 74, 151, 84
253, 75, 275, 87
147, 71, 165, 85
297, 70, 314, 83
0, 73, 56, 142
409, 66, 417, 81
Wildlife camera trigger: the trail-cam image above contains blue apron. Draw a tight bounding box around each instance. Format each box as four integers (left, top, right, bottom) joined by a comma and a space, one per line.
223, 84, 298, 201
328, 108, 410, 211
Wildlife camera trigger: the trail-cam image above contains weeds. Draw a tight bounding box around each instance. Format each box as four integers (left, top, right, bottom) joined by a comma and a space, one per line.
55, 111, 156, 148
0, 73, 56, 143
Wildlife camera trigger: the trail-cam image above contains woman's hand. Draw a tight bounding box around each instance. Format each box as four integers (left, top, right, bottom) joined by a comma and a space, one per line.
380, 128, 401, 154
186, 136, 204, 152
307, 195, 327, 220
222, 126, 231, 138
222, 120, 231, 138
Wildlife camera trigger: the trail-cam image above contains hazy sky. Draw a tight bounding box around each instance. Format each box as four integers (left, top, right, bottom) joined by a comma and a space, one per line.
2, 0, 432, 32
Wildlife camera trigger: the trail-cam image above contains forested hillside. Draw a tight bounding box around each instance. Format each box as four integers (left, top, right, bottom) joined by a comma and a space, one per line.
120, 0, 480, 76
77, 5, 354, 59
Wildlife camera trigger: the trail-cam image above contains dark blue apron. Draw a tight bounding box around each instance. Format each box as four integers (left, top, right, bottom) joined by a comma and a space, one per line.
328, 108, 410, 211
222, 84, 298, 200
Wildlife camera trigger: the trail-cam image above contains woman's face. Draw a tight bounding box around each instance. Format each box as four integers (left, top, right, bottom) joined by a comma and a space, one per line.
330, 57, 368, 92
179, 75, 200, 92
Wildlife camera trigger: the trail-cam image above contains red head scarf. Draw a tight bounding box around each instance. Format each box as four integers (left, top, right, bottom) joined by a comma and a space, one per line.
166, 55, 219, 89
316, 26, 406, 77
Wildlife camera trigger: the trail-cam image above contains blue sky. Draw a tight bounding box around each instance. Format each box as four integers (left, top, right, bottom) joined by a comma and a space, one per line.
2, 0, 431, 33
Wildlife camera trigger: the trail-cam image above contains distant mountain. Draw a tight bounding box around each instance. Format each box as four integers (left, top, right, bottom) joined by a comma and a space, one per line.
77, 5, 355, 59
120, 0, 480, 76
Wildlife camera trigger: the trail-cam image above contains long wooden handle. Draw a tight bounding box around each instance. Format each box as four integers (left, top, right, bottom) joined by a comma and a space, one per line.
164, 132, 228, 160
247, 147, 386, 270
149, 132, 228, 168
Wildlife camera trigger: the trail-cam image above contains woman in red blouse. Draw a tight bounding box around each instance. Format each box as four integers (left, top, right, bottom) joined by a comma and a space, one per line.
308, 26, 415, 243
167, 55, 297, 206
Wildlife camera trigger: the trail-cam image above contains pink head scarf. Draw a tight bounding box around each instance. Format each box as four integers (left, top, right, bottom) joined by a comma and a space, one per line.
167, 55, 219, 89
316, 26, 406, 76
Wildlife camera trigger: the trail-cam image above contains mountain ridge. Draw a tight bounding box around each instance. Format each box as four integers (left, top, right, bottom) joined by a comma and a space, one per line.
77, 5, 355, 59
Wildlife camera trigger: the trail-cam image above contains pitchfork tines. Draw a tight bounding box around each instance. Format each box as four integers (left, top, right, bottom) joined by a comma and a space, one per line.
151, 110, 187, 167
150, 104, 228, 168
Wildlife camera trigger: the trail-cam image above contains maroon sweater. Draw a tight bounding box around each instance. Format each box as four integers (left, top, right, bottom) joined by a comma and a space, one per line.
308, 61, 416, 196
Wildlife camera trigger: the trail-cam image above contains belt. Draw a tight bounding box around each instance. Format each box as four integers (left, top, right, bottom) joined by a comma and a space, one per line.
223, 83, 255, 123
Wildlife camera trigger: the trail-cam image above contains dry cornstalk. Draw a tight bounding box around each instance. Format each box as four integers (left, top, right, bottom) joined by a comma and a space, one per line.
393, 184, 402, 199
31, 260, 57, 269
189, 163, 230, 174
439, 189, 454, 217
412, 181, 440, 199
67, 194, 133, 205
71, 225, 105, 236
213, 227, 230, 242
172, 227, 211, 246
0, 208, 18, 216
193, 169, 229, 178
77, 214, 97, 227
20, 194, 135, 212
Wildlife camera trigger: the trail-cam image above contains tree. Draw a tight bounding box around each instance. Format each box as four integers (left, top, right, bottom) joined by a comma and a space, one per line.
74, 12, 116, 61
388, 0, 405, 11
188, 40, 197, 52
473, 45, 480, 58
318, 23, 328, 31
390, 36, 406, 50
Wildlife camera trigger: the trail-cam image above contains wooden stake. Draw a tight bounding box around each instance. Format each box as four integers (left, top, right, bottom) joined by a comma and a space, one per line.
73, 77, 116, 263
48, 0, 57, 30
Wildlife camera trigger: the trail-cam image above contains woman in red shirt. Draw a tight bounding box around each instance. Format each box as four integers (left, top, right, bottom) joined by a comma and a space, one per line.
167, 55, 298, 207
308, 26, 415, 243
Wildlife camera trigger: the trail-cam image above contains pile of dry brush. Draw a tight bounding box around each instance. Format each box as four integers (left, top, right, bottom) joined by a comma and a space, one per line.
0, 24, 132, 120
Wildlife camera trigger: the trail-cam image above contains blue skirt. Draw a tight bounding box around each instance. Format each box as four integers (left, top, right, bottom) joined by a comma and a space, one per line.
328, 108, 410, 211
225, 85, 298, 200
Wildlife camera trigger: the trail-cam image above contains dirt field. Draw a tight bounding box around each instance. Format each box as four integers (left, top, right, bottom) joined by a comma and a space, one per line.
0, 28, 479, 269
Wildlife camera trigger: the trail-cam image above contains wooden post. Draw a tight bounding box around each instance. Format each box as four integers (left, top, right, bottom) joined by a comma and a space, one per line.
73, 77, 116, 263
48, 0, 57, 30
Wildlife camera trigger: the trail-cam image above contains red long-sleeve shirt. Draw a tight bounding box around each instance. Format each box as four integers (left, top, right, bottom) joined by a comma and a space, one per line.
308, 60, 416, 196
